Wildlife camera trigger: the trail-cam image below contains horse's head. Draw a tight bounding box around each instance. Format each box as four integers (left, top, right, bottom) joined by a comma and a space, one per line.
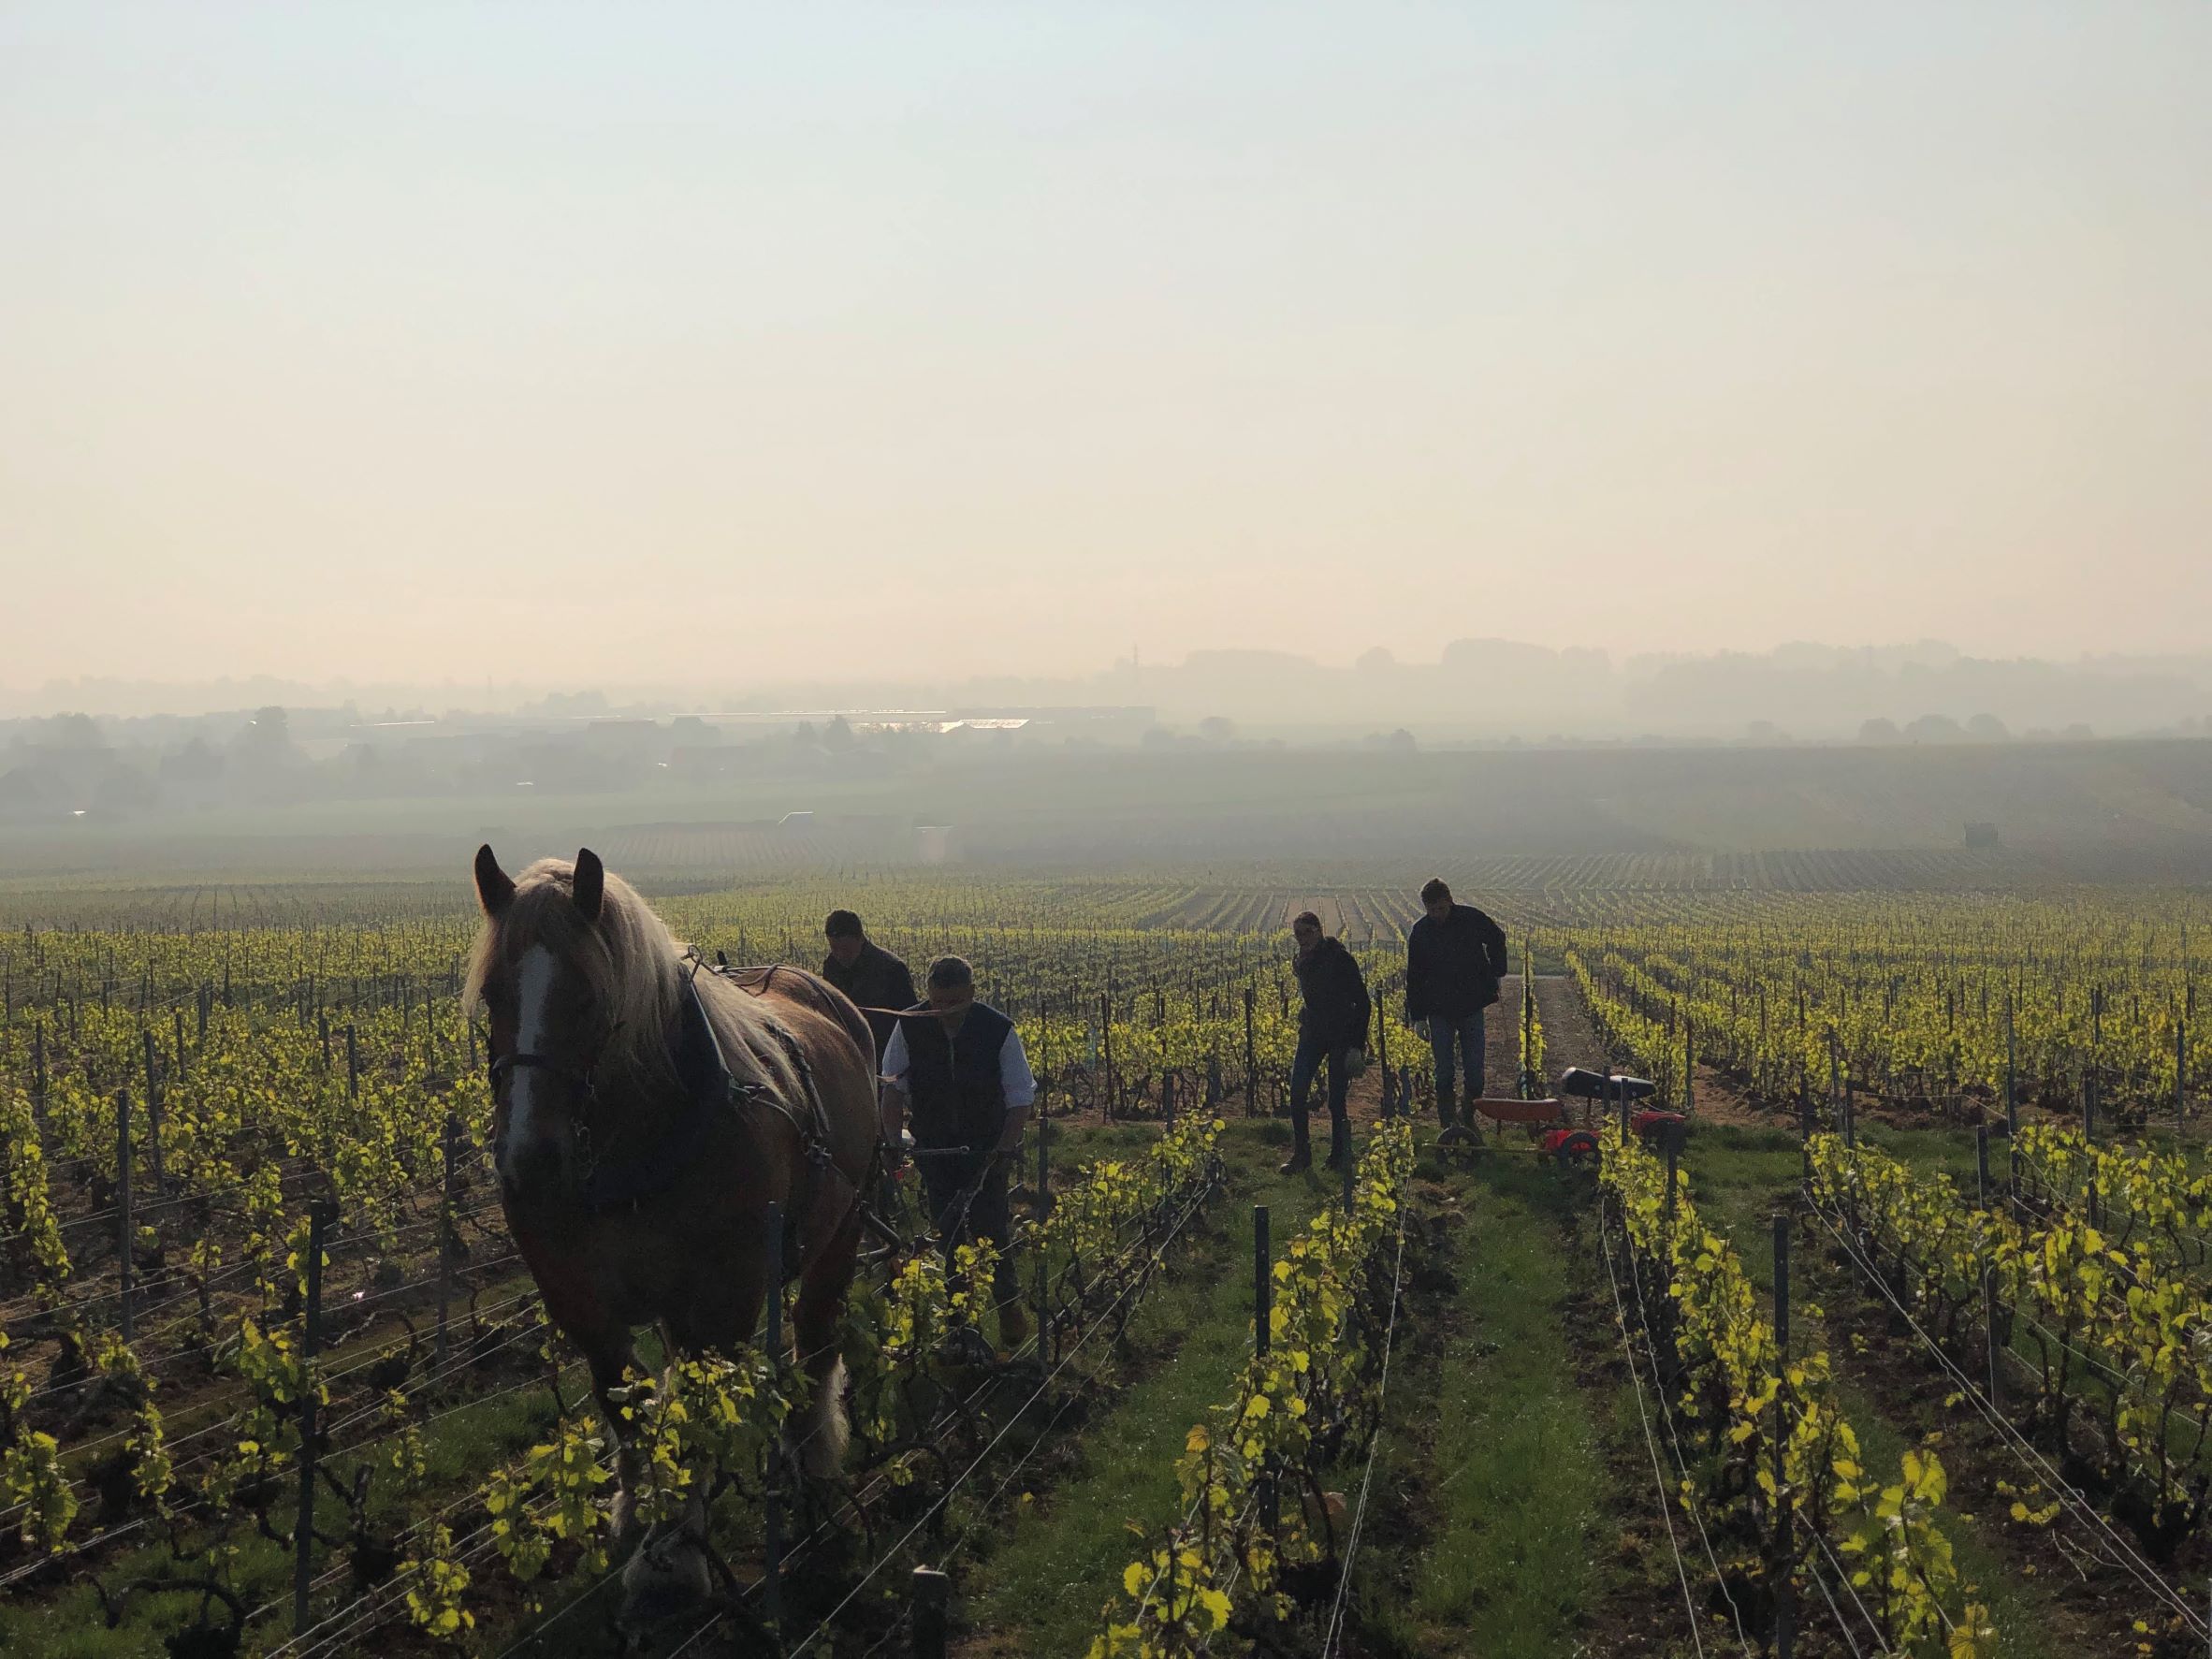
470, 843, 624, 1209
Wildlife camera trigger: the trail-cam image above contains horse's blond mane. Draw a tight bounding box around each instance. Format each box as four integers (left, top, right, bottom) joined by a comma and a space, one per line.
463, 856, 796, 1105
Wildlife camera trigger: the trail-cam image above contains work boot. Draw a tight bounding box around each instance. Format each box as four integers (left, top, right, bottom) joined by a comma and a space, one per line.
1322, 1118, 1352, 1172
1278, 1117, 1312, 1175
998, 1301, 1030, 1351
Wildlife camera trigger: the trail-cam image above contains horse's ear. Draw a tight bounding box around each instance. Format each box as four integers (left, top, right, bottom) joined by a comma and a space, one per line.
573, 848, 604, 925
474, 844, 516, 917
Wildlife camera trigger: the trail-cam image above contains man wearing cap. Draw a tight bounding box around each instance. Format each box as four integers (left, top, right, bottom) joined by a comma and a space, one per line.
1282, 910, 1372, 1176
878, 955, 1034, 1347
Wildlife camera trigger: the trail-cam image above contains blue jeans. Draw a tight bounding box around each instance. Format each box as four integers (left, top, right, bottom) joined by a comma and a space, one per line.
1429, 1011, 1486, 1119
1288, 1028, 1349, 1128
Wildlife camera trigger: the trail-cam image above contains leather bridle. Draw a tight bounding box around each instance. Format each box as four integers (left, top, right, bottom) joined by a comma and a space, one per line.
488, 1048, 600, 1100
488, 1041, 607, 1198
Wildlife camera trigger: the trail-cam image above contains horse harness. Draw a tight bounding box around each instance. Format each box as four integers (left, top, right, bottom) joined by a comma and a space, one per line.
489, 954, 863, 1228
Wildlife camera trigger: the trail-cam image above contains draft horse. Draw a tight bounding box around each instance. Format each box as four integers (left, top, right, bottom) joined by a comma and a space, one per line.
465, 846, 880, 1573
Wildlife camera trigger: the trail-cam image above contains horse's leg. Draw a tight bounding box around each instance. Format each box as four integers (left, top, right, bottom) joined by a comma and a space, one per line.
618, 1259, 767, 1623
792, 1178, 864, 1477
514, 1224, 646, 1545
580, 1329, 648, 1543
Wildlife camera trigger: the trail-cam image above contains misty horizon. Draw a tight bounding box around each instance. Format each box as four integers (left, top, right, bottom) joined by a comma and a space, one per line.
5, 6, 2209, 889
7, 633, 2208, 741
7, 18, 2212, 1656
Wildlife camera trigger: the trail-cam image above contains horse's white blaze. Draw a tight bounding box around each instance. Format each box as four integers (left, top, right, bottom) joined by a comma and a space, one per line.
502, 945, 559, 1184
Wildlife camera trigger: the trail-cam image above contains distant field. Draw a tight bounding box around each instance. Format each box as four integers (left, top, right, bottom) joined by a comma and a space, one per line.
7, 738, 2212, 898
5, 841, 2205, 935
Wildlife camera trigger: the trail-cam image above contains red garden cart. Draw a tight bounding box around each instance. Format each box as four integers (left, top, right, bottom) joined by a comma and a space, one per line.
1442, 1067, 1683, 1165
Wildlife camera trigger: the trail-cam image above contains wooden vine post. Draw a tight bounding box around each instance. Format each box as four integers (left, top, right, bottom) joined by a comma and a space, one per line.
1253, 1204, 1276, 1537
1244, 984, 1259, 1118
1099, 988, 1114, 1123
762, 1201, 785, 1638
114, 1088, 134, 1342
141, 1028, 165, 1190
1375, 982, 1393, 1118
911, 1566, 949, 1659
435, 1112, 462, 1369
293, 1200, 330, 1635
1034, 1114, 1053, 1363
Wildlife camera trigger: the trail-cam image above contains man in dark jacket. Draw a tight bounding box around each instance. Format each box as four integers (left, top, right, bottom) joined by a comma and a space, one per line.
1282, 910, 1372, 1176
1404, 878, 1509, 1131
879, 955, 1035, 1348
822, 910, 917, 1061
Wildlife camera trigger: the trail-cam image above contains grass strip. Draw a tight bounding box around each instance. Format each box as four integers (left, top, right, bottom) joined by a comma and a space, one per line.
1400, 1155, 1601, 1656
950, 1122, 1318, 1656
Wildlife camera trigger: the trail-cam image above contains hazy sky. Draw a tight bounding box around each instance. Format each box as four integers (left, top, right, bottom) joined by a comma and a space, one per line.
4, 4, 2207, 691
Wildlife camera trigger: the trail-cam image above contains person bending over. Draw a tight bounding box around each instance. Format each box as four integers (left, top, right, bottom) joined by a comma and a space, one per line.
1283, 910, 1372, 1176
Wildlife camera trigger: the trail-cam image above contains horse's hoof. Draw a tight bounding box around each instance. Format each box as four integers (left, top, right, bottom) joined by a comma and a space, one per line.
619, 1535, 713, 1627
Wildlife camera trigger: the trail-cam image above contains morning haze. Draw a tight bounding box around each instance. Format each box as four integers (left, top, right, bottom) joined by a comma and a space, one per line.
10, 16, 2212, 1657
4, 4, 2208, 693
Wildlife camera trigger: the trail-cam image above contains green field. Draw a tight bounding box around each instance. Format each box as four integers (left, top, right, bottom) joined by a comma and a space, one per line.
3, 867, 2210, 1656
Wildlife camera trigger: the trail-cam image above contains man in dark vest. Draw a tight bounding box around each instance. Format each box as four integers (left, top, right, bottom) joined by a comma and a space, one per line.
822, 909, 917, 1061
879, 954, 1035, 1347
1282, 910, 1372, 1176
1404, 877, 1509, 1132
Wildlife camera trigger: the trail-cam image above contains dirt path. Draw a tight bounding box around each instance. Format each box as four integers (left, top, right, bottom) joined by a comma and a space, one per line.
1524, 973, 1712, 1654
1534, 973, 1780, 1128
1531, 972, 1603, 1080
1331, 978, 1704, 1657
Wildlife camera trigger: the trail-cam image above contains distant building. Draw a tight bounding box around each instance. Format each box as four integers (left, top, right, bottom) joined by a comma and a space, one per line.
1964, 822, 2001, 849
779, 810, 815, 828
947, 706, 1154, 740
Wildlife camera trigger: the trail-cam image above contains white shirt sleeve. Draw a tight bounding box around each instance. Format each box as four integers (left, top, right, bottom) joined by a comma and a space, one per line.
880, 1022, 910, 1084
1000, 1026, 1037, 1110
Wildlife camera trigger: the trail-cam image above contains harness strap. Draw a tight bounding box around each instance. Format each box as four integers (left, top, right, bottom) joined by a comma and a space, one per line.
552, 956, 888, 1255
757, 1016, 836, 1168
